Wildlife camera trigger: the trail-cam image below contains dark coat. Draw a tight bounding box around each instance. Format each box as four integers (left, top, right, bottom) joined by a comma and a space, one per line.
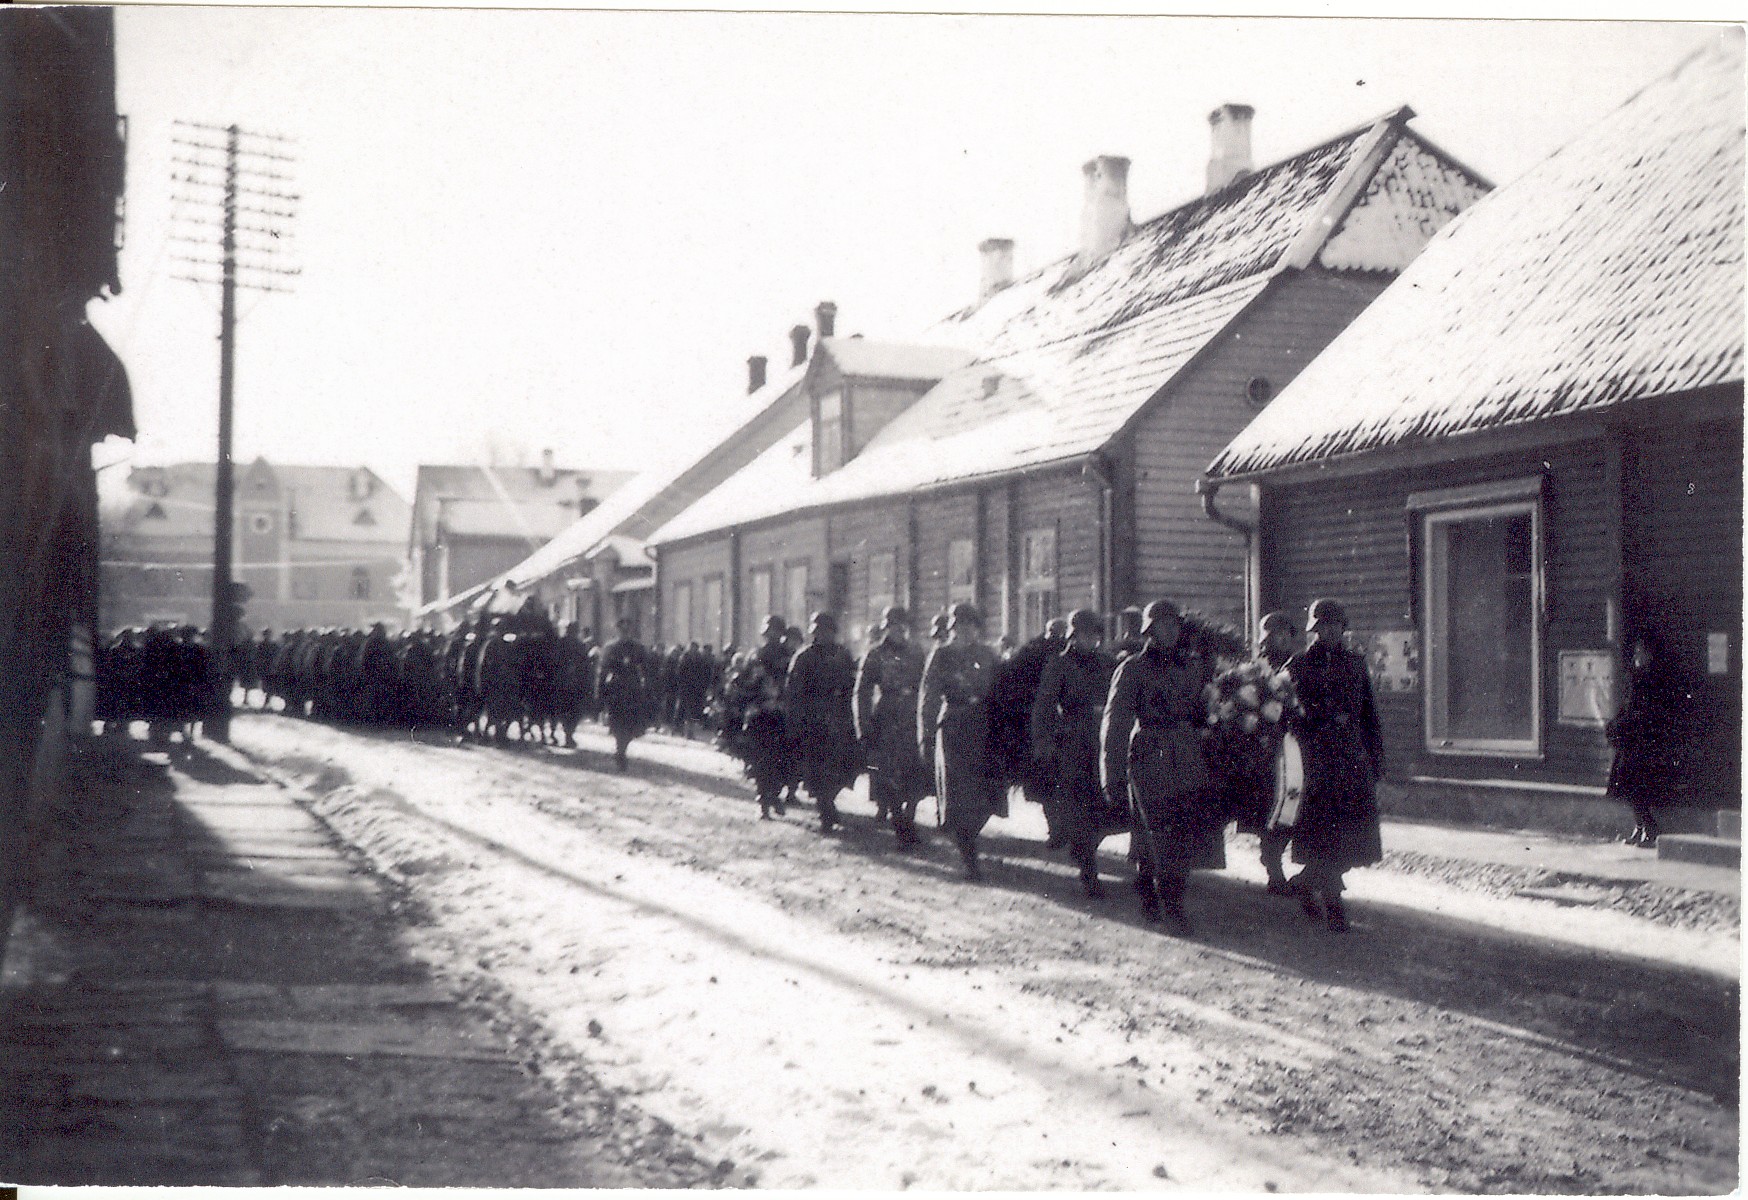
598, 637, 651, 740
784, 639, 862, 800
1101, 639, 1223, 872
855, 634, 931, 808
1031, 643, 1124, 837
1606, 658, 1692, 802
919, 640, 1007, 836
988, 634, 1064, 790
1285, 639, 1384, 871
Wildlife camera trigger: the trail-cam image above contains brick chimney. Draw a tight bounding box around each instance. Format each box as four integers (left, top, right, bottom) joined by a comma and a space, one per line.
814, 301, 838, 341
747, 354, 768, 394
1078, 155, 1131, 263
789, 324, 811, 367
537, 447, 557, 486
1206, 103, 1255, 193
978, 238, 1014, 300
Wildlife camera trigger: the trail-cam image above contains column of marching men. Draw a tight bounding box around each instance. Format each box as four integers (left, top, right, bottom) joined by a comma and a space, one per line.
94, 591, 1386, 936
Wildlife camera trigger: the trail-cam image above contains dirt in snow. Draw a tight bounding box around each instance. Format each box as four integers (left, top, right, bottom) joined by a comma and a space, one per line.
231, 713, 1739, 1193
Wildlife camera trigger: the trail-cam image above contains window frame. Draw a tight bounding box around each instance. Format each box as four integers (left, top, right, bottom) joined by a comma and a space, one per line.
1019, 525, 1059, 641
867, 549, 897, 629
947, 537, 977, 607
701, 574, 724, 648
783, 560, 810, 628
749, 565, 774, 636
816, 390, 845, 476
1415, 479, 1545, 759
349, 566, 372, 600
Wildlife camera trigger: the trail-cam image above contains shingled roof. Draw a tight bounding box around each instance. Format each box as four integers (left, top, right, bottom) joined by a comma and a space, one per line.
652, 108, 1489, 545
1207, 37, 1745, 482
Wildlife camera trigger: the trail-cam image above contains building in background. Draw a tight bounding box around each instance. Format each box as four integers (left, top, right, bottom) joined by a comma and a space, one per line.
103, 457, 411, 633
1203, 38, 1743, 834
407, 454, 633, 614
0, 7, 132, 956
649, 104, 1490, 658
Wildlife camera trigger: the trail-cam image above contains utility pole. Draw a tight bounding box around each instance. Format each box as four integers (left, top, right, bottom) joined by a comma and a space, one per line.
170, 120, 299, 742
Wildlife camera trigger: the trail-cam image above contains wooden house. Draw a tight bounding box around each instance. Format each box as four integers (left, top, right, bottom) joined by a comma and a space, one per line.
1203, 39, 1744, 831
649, 106, 1490, 656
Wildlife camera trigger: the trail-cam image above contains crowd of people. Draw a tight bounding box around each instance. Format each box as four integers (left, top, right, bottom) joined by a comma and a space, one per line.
94, 593, 1403, 936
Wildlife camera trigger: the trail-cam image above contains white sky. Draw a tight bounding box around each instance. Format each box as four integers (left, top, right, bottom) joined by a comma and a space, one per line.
90, 8, 1727, 504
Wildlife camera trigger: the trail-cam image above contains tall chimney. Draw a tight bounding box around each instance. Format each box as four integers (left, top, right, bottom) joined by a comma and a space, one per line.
1206, 103, 1255, 194
978, 238, 1014, 300
747, 354, 768, 394
1078, 155, 1131, 262
538, 447, 557, 486
814, 300, 838, 341
789, 324, 811, 367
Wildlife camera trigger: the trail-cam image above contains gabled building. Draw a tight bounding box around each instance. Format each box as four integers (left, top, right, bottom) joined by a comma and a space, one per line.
649, 105, 1490, 656
407, 454, 634, 611
1202, 38, 1744, 831
103, 458, 412, 632
411, 341, 821, 640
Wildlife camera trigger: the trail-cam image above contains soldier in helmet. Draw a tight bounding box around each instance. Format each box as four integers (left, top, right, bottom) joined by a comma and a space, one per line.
918, 602, 1006, 880
597, 615, 652, 770
1032, 609, 1120, 897
855, 605, 931, 846
1101, 599, 1221, 935
784, 611, 861, 833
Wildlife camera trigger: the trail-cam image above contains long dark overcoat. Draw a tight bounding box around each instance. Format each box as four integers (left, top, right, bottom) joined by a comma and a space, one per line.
855, 635, 931, 812
1285, 640, 1384, 871
597, 637, 651, 742
1031, 643, 1124, 839
784, 639, 862, 801
1101, 640, 1224, 872
918, 640, 1007, 837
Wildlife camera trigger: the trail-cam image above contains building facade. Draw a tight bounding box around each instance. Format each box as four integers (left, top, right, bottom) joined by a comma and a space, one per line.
1204, 39, 1744, 829
651, 105, 1490, 659
103, 458, 412, 633
407, 455, 634, 612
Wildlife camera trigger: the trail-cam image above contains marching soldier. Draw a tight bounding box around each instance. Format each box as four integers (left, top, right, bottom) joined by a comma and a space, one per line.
598, 616, 652, 770
1283, 599, 1383, 933
783, 611, 861, 833
993, 617, 1069, 845
918, 602, 1005, 880
1100, 599, 1221, 935
1239, 610, 1303, 895
855, 605, 931, 846
1030, 609, 1120, 897
754, 616, 801, 806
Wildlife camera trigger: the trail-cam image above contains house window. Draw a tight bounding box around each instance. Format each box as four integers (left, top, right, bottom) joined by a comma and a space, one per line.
816, 391, 844, 475
867, 551, 897, 628
948, 538, 977, 606
749, 566, 774, 633
1417, 480, 1543, 756
350, 567, 371, 600
1020, 527, 1058, 639
785, 562, 810, 627
671, 581, 693, 645
702, 575, 724, 648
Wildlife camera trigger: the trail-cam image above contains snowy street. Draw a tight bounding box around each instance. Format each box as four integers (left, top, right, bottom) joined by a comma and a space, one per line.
230, 712, 1738, 1193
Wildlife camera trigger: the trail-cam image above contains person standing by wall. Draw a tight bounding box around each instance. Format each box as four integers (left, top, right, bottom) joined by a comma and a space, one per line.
1606, 630, 1691, 849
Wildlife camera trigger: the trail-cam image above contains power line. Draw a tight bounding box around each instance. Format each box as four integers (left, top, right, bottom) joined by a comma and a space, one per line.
172, 120, 301, 742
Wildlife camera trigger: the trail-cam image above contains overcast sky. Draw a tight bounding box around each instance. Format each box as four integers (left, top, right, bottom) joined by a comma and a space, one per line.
89, 9, 1724, 502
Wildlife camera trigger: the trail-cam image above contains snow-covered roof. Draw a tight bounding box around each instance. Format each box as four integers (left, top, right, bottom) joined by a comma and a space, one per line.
438, 496, 583, 541
652, 110, 1488, 545
1208, 38, 1745, 481
814, 338, 975, 383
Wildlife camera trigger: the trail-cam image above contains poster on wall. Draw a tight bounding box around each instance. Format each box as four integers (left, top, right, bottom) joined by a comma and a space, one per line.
1557, 650, 1619, 727
1359, 630, 1420, 694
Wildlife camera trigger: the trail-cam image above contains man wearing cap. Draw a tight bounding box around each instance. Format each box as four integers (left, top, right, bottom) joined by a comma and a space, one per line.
754, 615, 800, 806
991, 616, 1071, 846
855, 605, 932, 846
1031, 609, 1120, 897
1284, 598, 1383, 933
918, 602, 1006, 880
784, 611, 862, 833
1100, 599, 1222, 934
597, 615, 652, 771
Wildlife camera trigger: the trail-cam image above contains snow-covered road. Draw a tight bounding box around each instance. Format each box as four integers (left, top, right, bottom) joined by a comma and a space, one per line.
234, 714, 1739, 1193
